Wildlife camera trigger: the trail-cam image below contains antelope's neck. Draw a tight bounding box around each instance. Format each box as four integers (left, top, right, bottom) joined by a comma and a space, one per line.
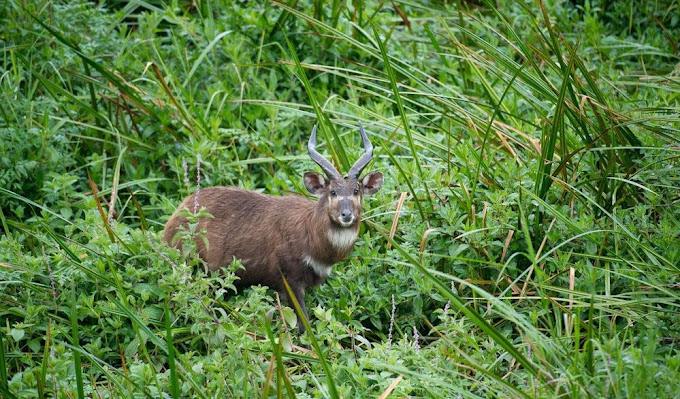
326, 225, 359, 254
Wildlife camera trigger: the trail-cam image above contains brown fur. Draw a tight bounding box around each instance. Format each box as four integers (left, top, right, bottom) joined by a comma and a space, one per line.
162, 186, 360, 331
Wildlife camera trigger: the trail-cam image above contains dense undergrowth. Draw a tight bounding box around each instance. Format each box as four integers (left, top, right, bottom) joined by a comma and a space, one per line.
1, 0, 679, 397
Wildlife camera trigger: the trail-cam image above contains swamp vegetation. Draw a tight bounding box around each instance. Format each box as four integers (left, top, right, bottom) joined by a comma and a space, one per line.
0, 0, 679, 397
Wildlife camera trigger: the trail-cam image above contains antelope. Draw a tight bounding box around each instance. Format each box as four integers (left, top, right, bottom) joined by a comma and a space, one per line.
163, 126, 383, 332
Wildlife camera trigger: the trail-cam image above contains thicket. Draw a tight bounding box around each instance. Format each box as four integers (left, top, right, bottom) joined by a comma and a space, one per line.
1, 0, 678, 397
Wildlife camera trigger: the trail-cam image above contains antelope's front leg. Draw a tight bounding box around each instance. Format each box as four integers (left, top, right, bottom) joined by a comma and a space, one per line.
294, 287, 308, 334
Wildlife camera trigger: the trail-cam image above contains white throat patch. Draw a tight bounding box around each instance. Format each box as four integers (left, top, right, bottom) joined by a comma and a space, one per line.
304, 255, 332, 278
327, 228, 358, 250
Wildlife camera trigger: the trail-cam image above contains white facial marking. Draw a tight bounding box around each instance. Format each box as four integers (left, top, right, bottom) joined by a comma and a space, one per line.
304, 255, 332, 278
327, 228, 358, 250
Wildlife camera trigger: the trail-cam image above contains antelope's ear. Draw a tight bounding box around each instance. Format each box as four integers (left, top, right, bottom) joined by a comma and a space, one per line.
362, 171, 383, 196
304, 172, 327, 195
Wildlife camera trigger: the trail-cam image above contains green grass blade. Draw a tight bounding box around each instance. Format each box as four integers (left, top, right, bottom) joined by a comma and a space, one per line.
43, 225, 116, 285
164, 301, 180, 399
38, 321, 52, 399
70, 287, 85, 399
284, 35, 349, 170
535, 51, 575, 202
182, 30, 233, 88
263, 314, 297, 398
372, 23, 433, 217
281, 276, 339, 399
470, 63, 524, 204
0, 188, 73, 226
62, 342, 151, 398
0, 331, 8, 396
382, 142, 427, 221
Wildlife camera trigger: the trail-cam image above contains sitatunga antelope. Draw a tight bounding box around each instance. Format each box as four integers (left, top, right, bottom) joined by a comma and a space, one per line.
163, 126, 383, 332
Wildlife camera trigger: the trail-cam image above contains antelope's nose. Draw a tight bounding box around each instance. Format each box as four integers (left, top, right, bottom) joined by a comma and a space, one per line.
341, 209, 352, 219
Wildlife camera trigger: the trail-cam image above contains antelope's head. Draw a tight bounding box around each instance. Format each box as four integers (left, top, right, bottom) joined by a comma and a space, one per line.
304, 125, 383, 228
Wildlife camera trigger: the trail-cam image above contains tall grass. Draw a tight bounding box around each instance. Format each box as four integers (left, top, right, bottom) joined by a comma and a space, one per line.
69, 287, 85, 399
0, 332, 12, 399
1, 0, 678, 397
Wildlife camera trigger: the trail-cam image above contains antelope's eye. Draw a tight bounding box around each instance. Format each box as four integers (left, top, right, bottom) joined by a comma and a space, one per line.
353, 189, 359, 195
330, 190, 337, 197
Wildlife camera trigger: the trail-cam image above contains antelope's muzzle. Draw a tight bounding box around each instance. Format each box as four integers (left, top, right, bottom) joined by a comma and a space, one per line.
339, 198, 355, 226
